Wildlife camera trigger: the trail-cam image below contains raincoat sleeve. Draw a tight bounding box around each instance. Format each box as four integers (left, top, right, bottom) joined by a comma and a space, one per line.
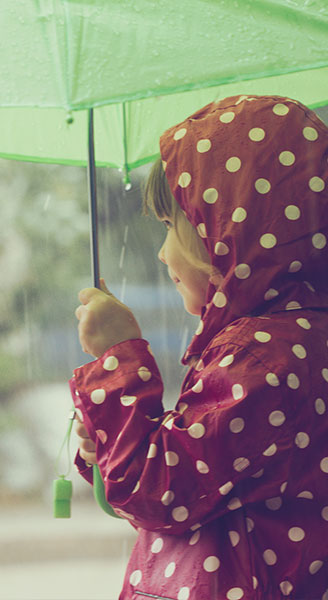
70, 336, 295, 534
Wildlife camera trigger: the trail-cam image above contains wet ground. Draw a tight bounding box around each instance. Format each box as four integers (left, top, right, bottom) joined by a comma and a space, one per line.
0, 501, 137, 600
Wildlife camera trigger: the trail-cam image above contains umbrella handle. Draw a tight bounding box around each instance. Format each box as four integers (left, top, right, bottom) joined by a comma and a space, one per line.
93, 464, 122, 518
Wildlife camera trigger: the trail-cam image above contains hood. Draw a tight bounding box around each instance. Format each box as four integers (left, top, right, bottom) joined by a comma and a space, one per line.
160, 95, 328, 363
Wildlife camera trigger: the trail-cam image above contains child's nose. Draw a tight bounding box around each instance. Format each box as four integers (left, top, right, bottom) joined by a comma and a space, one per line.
158, 243, 166, 264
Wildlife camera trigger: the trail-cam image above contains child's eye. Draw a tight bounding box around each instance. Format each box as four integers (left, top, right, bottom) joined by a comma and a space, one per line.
162, 219, 173, 230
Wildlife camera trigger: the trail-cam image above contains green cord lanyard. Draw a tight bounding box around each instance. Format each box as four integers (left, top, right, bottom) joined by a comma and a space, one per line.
54, 407, 121, 519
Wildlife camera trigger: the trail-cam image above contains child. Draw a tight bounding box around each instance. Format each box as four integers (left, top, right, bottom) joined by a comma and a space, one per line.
71, 95, 328, 600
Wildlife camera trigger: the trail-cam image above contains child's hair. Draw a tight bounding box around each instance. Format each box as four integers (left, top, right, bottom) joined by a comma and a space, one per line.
143, 157, 219, 280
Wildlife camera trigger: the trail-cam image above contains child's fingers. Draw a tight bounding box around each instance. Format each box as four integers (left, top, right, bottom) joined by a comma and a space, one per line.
79, 447, 97, 465
75, 420, 90, 439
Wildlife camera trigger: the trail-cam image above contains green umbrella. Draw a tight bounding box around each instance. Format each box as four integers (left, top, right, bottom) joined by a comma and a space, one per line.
1, 0, 327, 517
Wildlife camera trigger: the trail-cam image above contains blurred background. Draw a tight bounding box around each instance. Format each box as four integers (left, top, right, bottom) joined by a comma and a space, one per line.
0, 157, 198, 600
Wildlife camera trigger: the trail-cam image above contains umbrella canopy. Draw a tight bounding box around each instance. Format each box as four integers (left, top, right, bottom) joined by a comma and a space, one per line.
0, 0, 327, 178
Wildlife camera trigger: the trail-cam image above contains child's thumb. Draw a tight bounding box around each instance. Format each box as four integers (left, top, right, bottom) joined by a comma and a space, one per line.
100, 277, 111, 295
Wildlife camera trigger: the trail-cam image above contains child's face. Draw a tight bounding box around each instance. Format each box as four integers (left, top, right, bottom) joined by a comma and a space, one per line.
158, 217, 210, 315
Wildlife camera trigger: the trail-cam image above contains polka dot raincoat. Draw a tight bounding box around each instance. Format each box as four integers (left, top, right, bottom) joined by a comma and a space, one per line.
70, 95, 328, 600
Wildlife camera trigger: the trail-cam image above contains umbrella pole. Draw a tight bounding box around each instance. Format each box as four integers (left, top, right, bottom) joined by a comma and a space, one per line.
87, 108, 100, 289
86, 109, 121, 519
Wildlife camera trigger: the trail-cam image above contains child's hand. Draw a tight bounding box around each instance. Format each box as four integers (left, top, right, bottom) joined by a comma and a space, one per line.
75, 416, 97, 465
75, 278, 142, 358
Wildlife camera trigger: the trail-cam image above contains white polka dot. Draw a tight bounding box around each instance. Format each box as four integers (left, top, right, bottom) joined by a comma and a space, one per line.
266, 372, 280, 387
228, 530, 240, 547
303, 126, 318, 141
232, 207, 247, 223
151, 537, 164, 553
263, 549, 277, 565
260, 233, 277, 249
190, 522, 202, 531
265, 497, 282, 510
90, 389, 106, 404
264, 288, 279, 301
215, 241, 229, 255
178, 172, 191, 188
219, 354, 234, 367
95, 429, 107, 444
103, 356, 119, 371
219, 481, 234, 495
174, 128, 187, 140
164, 417, 174, 430
255, 178, 271, 194
165, 562, 176, 578
178, 402, 188, 414
197, 139, 211, 153
273, 103, 289, 116
178, 587, 190, 600
138, 366, 151, 381
292, 344, 307, 359
226, 157, 241, 172
192, 379, 203, 393
296, 318, 311, 329
280, 481, 288, 493
286, 300, 302, 310
322, 368, 328, 382
213, 291, 227, 308
120, 395, 137, 406
249, 469, 262, 481
227, 497, 242, 510
235, 263, 251, 279
288, 527, 305, 542
129, 570, 142, 586
220, 111, 235, 123
252, 577, 258, 590
280, 581, 293, 595
297, 490, 313, 499
147, 443, 158, 458
132, 480, 140, 494
161, 490, 175, 505
309, 560, 323, 575
195, 320, 204, 335
312, 233, 327, 249
189, 530, 201, 545
165, 451, 179, 466
304, 280, 315, 292
285, 205, 300, 220
203, 187, 218, 203
254, 331, 271, 343
320, 457, 328, 473
279, 151, 295, 166
229, 417, 245, 433
196, 460, 210, 474
195, 359, 204, 371
269, 410, 286, 427
321, 506, 328, 521
309, 176, 325, 192
188, 423, 205, 438
315, 398, 326, 415
203, 556, 220, 572
248, 127, 265, 141
288, 260, 302, 273
263, 443, 277, 457
287, 373, 300, 389
233, 457, 250, 472
197, 223, 207, 238
246, 517, 255, 532
227, 587, 244, 600
232, 384, 244, 400
172, 506, 189, 522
